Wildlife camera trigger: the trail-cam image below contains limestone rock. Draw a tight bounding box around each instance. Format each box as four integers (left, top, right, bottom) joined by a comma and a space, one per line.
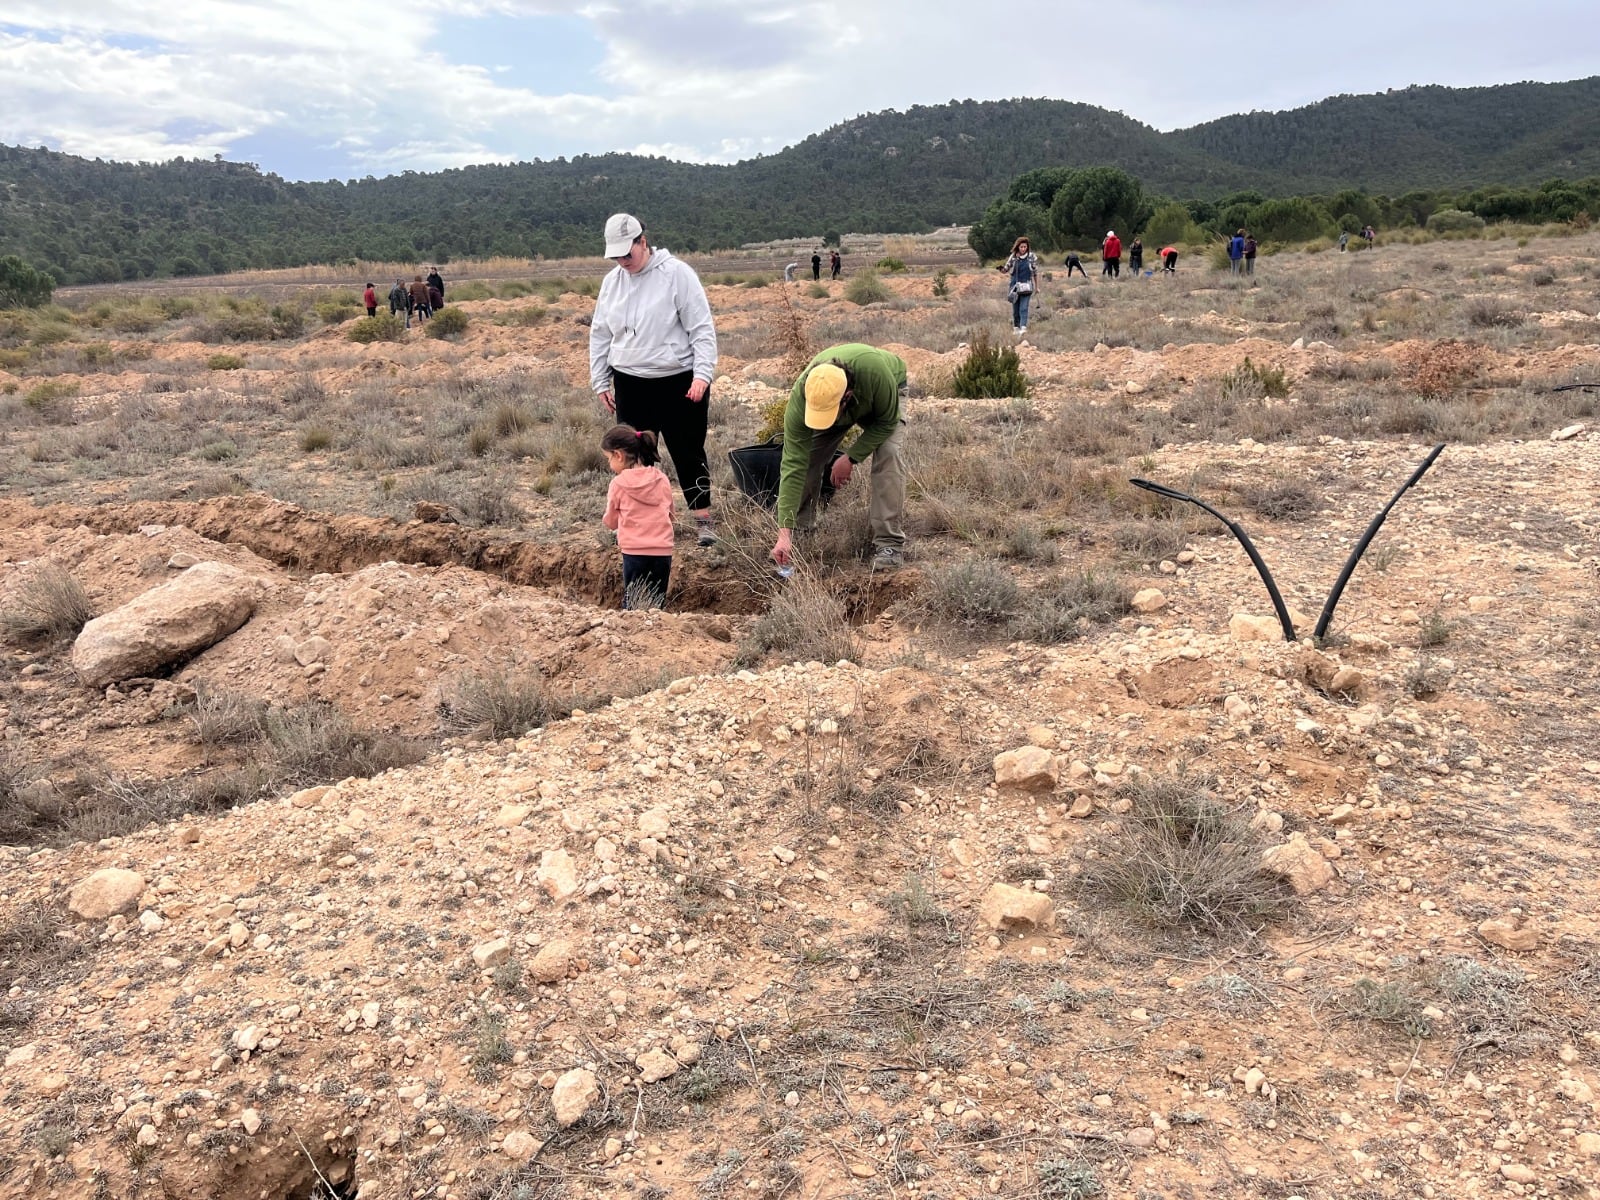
502, 1130, 540, 1160
68, 868, 146, 920
551, 1068, 599, 1127
240, 1108, 262, 1136
1575, 1132, 1600, 1158
1130, 587, 1167, 614
293, 636, 333, 666
978, 883, 1054, 932
537, 849, 579, 902
473, 938, 511, 969
636, 1048, 680, 1083
993, 746, 1058, 791
1478, 915, 1539, 952
1260, 834, 1335, 895
1229, 612, 1283, 642
72, 562, 259, 688
529, 939, 573, 984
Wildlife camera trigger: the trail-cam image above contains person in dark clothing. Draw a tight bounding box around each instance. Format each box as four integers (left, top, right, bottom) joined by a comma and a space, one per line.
1128, 239, 1143, 274
1243, 235, 1258, 276
427, 285, 444, 312
407, 275, 431, 327
363, 282, 377, 317
830, 250, 841, 280
426, 268, 444, 303
811, 252, 822, 281
1063, 252, 1087, 278
388, 279, 408, 316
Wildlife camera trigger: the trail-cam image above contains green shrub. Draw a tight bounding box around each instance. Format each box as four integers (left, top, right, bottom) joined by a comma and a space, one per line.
1426, 208, 1486, 234
198, 440, 238, 460
844, 271, 890, 306
313, 297, 357, 325
805, 283, 829, 299
426, 307, 470, 339
269, 304, 306, 338
206, 353, 245, 371
195, 310, 275, 342
299, 424, 334, 451
925, 559, 1020, 627
875, 257, 907, 272
951, 330, 1030, 399
447, 281, 493, 301
932, 268, 953, 298
494, 305, 547, 327
347, 313, 405, 343
497, 280, 533, 298
23, 379, 78, 410
0, 256, 54, 309
1223, 355, 1289, 398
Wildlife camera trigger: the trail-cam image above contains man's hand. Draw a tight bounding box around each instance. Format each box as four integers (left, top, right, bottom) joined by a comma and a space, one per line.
829, 456, 854, 489
771, 529, 794, 567
687, 378, 709, 403
597, 390, 616, 414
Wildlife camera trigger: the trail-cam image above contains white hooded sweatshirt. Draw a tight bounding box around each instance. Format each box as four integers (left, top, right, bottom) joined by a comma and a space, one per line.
589, 248, 718, 394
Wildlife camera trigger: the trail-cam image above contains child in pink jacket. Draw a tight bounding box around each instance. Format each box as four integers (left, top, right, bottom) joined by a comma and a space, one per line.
601, 424, 675, 608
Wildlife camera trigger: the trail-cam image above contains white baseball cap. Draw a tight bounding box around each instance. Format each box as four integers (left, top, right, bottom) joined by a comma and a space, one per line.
604, 213, 643, 258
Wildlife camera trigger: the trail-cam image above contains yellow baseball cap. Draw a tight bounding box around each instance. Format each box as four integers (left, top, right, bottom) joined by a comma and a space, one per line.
803, 363, 847, 429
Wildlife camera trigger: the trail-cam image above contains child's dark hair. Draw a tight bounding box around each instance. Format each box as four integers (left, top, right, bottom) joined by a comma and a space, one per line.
601, 423, 660, 467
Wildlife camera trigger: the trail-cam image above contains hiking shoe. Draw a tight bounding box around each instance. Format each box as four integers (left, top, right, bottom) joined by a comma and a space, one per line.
870, 546, 904, 572
695, 519, 717, 547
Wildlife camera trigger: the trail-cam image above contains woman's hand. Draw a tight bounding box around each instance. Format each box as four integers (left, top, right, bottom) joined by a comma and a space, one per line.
687, 378, 709, 403
598, 390, 616, 414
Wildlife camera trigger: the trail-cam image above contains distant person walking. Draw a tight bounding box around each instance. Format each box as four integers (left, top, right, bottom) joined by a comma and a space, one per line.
811, 251, 822, 281
1361, 224, 1376, 249
363, 282, 377, 318
1128, 238, 1143, 275
426, 267, 445, 304
1338, 231, 1350, 252
590, 212, 720, 545
999, 236, 1039, 335
1160, 245, 1179, 274
407, 275, 431, 327
830, 250, 841, 280
1102, 230, 1122, 277
601, 423, 675, 609
388, 278, 408, 316
1228, 230, 1246, 274
1063, 252, 1087, 278
1243, 234, 1258, 276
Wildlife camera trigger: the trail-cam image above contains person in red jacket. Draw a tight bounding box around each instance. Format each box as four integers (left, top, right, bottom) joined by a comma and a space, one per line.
1101, 231, 1122, 278
362, 282, 377, 317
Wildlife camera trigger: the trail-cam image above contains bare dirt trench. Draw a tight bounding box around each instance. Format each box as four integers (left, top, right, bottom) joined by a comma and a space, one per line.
0, 494, 918, 619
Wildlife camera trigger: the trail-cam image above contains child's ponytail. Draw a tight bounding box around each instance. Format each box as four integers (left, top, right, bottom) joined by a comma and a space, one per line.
600, 423, 660, 468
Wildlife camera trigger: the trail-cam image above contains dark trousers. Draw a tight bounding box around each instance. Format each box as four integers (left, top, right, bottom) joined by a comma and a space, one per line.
1103, 256, 1120, 277
366, 305, 377, 317
621, 554, 672, 609
613, 370, 712, 512
831, 264, 840, 279
812, 262, 821, 280
1065, 259, 1086, 277
1163, 252, 1178, 273
1129, 253, 1142, 273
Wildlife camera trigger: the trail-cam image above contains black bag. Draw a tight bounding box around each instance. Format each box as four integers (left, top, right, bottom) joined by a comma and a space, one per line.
727, 436, 843, 510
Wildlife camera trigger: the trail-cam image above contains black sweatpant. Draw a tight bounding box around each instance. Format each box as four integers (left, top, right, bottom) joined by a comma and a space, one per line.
612, 370, 712, 512
621, 554, 672, 609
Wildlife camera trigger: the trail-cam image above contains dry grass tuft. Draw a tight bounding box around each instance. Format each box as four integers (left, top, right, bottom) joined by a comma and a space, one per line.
0, 562, 94, 646
439, 663, 592, 739
1076, 770, 1292, 937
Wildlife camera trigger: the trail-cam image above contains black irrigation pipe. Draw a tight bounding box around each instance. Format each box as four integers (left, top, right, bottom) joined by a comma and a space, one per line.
1548, 382, 1600, 392
1127, 478, 1297, 642
1129, 442, 1446, 644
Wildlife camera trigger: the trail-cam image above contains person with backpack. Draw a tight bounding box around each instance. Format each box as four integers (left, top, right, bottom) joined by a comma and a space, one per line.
1228, 230, 1246, 274
388, 278, 408, 316
1243, 234, 1258, 276
830, 250, 841, 280
1101, 230, 1122, 278
998, 236, 1039, 335
362, 282, 377, 318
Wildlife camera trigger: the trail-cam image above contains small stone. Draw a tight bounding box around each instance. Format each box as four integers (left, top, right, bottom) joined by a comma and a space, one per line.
473, 938, 512, 969
1025, 725, 1057, 748
361, 1002, 381, 1029
1466, 595, 1496, 614
1125, 1128, 1156, 1148
1478, 915, 1538, 952
293, 636, 333, 667
136, 1124, 158, 1147
638, 808, 671, 838
537, 849, 579, 903
502, 1130, 540, 1160
167, 552, 199, 570
1260, 834, 1335, 895
68, 868, 146, 920
240, 1108, 262, 1136
636, 1048, 680, 1084
495, 805, 531, 828
233, 1025, 265, 1052
1499, 1163, 1537, 1184
1329, 667, 1365, 695
1229, 613, 1283, 642
771, 845, 797, 865
1244, 1067, 1267, 1094
849, 1163, 877, 1179
1124, 380, 1145, 394
977, 883, 1054, 932
1557, 1078, 1595, 1103
1130, 588, 1167, 614
529, 939, 573, 984
1551, 423, 1585, 441
1575, 1132, 1600, 1158
993, 746, 1058, 791
551, 1068, 600, 1127
1067, 796, 1094, 819
1327, 803, 1357, 826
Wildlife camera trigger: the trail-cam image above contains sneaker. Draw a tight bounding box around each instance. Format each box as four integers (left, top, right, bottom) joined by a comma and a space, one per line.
870, 545, 904, 572
1018, 326, 1027, 335
695, 519, 717, 547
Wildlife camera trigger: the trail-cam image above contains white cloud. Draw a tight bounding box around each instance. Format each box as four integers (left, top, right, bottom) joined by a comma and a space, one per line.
1, 0, 1597, 178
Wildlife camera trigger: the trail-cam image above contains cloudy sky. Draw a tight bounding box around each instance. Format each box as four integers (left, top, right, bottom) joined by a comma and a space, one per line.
3, 0, 1597, 181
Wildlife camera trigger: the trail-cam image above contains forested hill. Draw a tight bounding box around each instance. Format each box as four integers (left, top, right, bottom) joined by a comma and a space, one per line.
3, 77, 1597, 284
1168, 78, 1600, 192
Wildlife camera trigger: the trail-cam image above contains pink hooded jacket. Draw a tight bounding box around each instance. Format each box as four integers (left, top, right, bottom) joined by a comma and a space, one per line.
603, 466, 675, 556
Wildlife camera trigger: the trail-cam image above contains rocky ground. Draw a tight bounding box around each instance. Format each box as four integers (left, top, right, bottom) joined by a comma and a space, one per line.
1, 233, 1599, 1200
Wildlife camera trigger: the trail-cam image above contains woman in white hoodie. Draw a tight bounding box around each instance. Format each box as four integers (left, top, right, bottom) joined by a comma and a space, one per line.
589, 213, 720, 545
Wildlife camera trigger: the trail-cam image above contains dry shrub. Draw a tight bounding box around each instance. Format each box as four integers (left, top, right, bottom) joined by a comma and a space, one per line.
925, 558, 1020, 628
264, 701, 429, 784
1010, 571, 1131, 644
1076, 771, 1292, 936
1401, 340, 1483, 398
738, 571, 859, 666
1464, 298, 1525, 329
0, 563, 93, 646
188, 686, 269, 748
1246, 478, 1322, 521
439, 663, 590, 739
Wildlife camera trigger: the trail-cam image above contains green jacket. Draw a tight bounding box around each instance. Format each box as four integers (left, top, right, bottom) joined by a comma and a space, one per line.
776, 344, 907, 529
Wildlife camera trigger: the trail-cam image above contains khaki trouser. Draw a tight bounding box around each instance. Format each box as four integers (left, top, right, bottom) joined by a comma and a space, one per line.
793, 419, 907, 549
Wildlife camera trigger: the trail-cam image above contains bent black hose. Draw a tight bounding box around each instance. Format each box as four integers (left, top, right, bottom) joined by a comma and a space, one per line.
1129, 479, 1297, 642
1312, 444, 1445, 641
